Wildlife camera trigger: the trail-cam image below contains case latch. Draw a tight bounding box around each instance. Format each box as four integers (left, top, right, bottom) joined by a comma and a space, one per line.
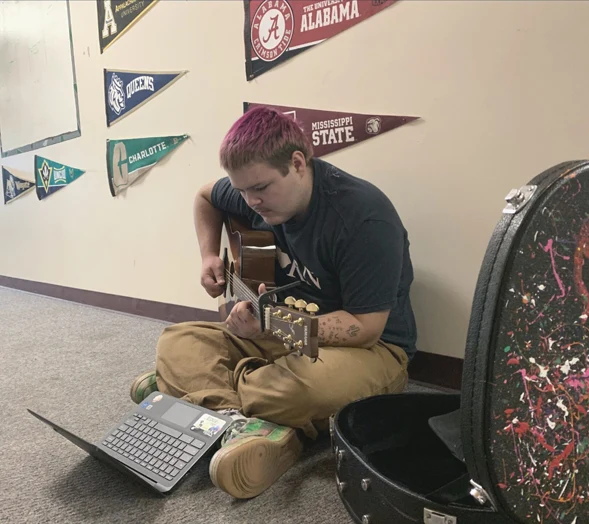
469, 480, 494, 507
329, 414, 335, 453
424, 508, 456, 524
503, 184, 537, 214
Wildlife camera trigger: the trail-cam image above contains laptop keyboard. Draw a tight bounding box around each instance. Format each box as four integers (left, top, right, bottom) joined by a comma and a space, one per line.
101, 412, 205, 482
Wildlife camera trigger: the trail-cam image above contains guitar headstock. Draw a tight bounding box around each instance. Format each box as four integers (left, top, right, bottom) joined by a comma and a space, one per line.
263, 296, 319, 361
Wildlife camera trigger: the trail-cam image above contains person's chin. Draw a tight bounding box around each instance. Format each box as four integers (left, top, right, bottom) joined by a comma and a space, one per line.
260, 212, 283, 225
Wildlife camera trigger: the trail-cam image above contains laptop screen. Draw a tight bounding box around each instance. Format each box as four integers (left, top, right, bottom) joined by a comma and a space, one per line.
160, 403, 202, 428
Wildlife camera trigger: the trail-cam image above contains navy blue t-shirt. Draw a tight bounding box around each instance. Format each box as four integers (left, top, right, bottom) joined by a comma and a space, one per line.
211, 157, 417, 359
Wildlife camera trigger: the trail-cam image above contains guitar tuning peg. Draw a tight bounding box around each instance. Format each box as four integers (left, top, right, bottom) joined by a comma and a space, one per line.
306, 303, 319, 315
285, 296, 296, 309
295, 299, 307, 311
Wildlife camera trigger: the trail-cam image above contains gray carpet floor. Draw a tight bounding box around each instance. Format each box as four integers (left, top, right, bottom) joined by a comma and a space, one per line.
0, 285, 436, 524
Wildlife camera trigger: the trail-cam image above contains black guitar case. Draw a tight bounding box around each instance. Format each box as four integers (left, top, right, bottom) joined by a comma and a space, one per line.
331, 160, 589, 524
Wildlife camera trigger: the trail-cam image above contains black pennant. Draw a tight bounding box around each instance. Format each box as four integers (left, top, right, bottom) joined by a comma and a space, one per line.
97, 0, 160, 53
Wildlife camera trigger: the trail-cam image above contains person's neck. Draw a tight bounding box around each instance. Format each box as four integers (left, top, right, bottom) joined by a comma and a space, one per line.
292, 162, 315, 222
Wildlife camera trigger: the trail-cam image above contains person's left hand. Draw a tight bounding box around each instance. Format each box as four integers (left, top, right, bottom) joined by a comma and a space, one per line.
225, 284, 267, 339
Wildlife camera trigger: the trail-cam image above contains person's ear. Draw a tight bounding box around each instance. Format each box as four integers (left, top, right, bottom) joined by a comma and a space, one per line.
291, 150, 307, 175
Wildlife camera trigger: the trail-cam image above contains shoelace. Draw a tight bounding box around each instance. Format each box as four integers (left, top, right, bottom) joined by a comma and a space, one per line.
220, 418, 249, 446
216, 409, 249, 446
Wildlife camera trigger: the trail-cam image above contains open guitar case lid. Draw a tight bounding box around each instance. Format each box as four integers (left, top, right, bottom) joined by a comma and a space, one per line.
331, 160, 589, 524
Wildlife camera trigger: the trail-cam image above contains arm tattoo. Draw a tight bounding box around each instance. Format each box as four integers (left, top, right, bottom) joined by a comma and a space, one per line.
347, 324, 360, 337
321, 322, 345, 346
319, 315, 364, 346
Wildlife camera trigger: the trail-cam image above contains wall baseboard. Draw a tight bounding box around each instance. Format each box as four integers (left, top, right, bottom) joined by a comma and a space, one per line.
407, 351, 462, 391
0, 275, 220, 324
0, 275, 462, 390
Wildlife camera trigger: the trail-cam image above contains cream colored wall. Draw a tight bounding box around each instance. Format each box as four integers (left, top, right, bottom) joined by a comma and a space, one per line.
1, 1, 588, 359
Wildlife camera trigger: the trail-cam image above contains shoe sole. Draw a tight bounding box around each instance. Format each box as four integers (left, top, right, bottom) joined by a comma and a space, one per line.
129, 371, 157, 404
209, 429, 303, 499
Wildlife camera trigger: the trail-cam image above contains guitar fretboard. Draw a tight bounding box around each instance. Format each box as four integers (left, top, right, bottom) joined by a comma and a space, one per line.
224, 269, 260, 318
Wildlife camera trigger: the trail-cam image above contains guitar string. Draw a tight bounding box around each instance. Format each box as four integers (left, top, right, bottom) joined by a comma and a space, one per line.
224, 270, 261, 316
229, 279, 260, 313
223, 267, 256, 298
224, 270, 258, 303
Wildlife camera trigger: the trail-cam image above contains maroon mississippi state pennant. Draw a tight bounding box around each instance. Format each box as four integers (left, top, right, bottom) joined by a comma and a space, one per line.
244, 102, 419, 157
244, 0, 399, 80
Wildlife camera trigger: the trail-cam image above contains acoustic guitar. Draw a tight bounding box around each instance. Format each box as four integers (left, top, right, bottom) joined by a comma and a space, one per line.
218, 214, 320, 361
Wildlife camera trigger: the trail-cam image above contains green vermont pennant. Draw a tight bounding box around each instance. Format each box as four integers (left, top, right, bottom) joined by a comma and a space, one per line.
106, 135, 188, 196
35, 156, 85, 200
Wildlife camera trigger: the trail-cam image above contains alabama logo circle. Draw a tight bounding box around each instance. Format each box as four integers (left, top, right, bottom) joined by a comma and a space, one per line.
251, 0, 294, 62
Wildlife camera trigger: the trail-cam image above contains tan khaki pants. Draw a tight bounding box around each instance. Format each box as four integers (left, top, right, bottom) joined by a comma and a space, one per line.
154, 321, 409, 439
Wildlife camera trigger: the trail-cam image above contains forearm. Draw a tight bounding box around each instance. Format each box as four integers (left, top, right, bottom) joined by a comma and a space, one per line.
193, 191, 223, 258
318, 310, 380, 349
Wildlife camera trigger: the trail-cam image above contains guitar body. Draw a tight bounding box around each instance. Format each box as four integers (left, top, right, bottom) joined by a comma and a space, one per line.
218, 214, 276, 322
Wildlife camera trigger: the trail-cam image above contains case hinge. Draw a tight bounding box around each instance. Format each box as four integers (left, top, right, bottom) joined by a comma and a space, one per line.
424, 508, 456, 524
503, 184, 537, 214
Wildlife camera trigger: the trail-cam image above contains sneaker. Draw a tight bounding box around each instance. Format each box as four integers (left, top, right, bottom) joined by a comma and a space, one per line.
209, 418, 303, 499
217, 408, 247, 423
129, 370, 158, 404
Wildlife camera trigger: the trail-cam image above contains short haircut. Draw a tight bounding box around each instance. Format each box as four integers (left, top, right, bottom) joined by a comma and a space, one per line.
219, 106, 313, 175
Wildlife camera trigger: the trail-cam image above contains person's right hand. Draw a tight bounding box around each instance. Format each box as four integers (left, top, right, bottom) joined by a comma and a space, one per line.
201, 255, 226, 298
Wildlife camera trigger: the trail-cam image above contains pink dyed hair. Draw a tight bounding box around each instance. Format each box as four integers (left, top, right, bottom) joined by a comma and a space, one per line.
219, 106, 313, 175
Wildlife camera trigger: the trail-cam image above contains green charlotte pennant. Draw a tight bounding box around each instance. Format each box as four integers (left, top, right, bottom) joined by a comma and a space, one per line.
106, 134, 188, 196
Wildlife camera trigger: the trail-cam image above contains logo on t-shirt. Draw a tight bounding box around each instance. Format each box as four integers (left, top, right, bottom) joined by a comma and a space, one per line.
277, 248, 321, 290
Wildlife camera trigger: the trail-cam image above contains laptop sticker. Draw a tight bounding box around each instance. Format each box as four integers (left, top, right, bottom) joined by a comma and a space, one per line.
191, 414, 226, 438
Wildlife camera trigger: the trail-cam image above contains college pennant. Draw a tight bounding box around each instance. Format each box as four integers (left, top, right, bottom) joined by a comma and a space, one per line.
104, 69, 188, 126
106, 135, 189, 196
97, 0, 160, 53
244, 0, 399, 80
244, 102, 418, 157
2, 167, 35, 205
35, 156, 86, 201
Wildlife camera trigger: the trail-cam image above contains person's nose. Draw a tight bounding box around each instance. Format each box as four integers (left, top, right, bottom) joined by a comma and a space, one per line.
244, 192, 262, 207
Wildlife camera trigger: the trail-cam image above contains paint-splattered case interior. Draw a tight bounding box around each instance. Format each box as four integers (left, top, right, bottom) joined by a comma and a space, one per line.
332, 160, 589, 524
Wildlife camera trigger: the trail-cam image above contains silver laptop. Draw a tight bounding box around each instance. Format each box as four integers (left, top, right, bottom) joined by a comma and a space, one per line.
27, 391, 234, 494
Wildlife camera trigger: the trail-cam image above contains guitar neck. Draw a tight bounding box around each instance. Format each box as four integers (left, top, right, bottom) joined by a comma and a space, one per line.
224, 269, 261, 320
